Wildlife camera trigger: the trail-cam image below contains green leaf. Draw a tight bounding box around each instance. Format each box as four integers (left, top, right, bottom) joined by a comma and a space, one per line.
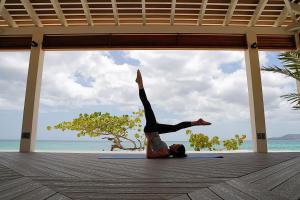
47, 110, 146, 151
262, 50, 300, 110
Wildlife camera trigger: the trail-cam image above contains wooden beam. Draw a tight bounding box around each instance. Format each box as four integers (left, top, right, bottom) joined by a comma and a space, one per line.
0, 7, 17, 27
283, 0, 296, 22
20, 0, 43, 27
42, 34, 248, 50
248, 0, 268, 27
294, 32, 300, 100
81, 0, 93, 26
290, 1, 300, 14
170, 0, 176, 25
0, 25, 295, 36
286, 22, 300, 31
142, 0, 146, 25
50, 0, 68, 27
0, 0, 5, 14
257, 35, 295, 50
223, 0, 238, 26
197, 0, 208, 26
0, 36, 31, 49
0, 0, 17, 28
274, 7, 288, 27
111, 0, 118, 26
0, 34, 295, 51
245, 30, 268, 153
20, 31, 44, 153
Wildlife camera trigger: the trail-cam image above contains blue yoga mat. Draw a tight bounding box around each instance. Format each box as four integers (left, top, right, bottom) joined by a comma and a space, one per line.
98, 153, 223, 159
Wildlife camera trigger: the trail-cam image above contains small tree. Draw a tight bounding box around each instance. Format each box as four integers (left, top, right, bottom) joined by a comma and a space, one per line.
223, 134, 246, 150
47, 109, 145, 151
186, 130, 247, 151
186, 130, 220, 151
262, 50, 300, 110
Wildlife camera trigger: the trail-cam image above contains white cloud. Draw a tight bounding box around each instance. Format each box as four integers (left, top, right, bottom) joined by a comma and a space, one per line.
0, 50, 299, 139
40, 51, 138, 111
0, 52, 30, 110
126, 50, 248, 122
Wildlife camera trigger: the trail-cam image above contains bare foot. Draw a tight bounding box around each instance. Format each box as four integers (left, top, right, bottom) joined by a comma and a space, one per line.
135, 69, 143, 86
193, 118, 211, 126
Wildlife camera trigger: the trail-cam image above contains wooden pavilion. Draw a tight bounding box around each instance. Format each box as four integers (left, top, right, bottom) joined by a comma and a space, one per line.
0, 0, 300, 199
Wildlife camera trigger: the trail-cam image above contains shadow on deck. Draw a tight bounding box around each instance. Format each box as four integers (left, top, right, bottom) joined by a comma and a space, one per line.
0, 152, 299, 200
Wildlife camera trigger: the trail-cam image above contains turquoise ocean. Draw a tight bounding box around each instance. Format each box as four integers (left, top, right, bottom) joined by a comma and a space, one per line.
0, 140, 300, 152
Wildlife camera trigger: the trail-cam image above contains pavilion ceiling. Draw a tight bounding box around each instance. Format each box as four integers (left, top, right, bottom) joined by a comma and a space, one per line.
0, 0, 299, 28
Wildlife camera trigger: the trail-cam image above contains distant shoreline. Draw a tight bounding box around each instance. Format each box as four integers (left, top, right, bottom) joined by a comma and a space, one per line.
1, 140, 300, 152
268, 134, 300, 140
1, 150, 300, 153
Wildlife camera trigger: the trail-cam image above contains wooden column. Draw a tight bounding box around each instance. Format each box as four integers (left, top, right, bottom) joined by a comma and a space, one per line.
245, 31, 268, 153
295, 32, 300, 95
20, 32, 44, 152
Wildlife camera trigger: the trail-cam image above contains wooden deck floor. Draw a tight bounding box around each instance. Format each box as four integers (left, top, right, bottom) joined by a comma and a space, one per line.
0, 152, 299, 200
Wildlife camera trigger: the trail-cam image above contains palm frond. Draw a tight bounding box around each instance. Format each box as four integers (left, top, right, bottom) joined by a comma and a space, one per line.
261, 66, 300, 81
279, 51, 300, 66
278, 51, 300, 73
262, 50, 300, 110
281, 93, 300, 110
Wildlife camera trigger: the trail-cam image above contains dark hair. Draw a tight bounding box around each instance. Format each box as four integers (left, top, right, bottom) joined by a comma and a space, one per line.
171, 144, 187, 158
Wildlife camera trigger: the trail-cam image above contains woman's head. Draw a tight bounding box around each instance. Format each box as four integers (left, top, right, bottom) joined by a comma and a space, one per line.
169, 144, 187, 158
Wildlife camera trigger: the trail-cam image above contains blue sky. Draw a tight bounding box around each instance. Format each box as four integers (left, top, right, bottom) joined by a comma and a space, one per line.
0, 50, 299, 142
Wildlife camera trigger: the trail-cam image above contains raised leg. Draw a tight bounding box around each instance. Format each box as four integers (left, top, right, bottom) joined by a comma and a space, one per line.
136, 69, 157, 132
156, 122, 192, 134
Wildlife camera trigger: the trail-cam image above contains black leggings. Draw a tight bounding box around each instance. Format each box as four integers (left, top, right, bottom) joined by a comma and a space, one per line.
139, 88, 193, 134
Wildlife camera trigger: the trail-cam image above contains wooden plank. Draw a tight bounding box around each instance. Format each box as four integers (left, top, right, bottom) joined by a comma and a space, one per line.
0, 26, 296, 37
223, 0, 238, 26
25, 154, 133, 179
141, 0, 145, 25
283, 0, 296, 22
248, 0, 268, 26
46, 193, 72, 200
197, 0, 207, 25
31, 179, 214, 188
0, 7, 18, 27
210, 182, 256, 200
240, 156, 300, 183
50, 0, 68, 26
226, 179, 288, 200
170, 0, 176, 25
171, 194, 190, 200
81, 0, 93, 26
0, 154, 75, 177
111, 0, 118, 25
32, 177, 229, 184
272, 172, 300, 200
0, 0, 5, 15
49, 186, 198, 194
0, 153, 299, 200
0, 177, 32, 192
20, 0, 43, 27
13, 186, 56, 200
188, 188, 222, 200
274, 7, 288, 27
252, 161, 300, 191
64, 193, 182, 200
0, 180, 43, 199
43, 34, 248, 50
